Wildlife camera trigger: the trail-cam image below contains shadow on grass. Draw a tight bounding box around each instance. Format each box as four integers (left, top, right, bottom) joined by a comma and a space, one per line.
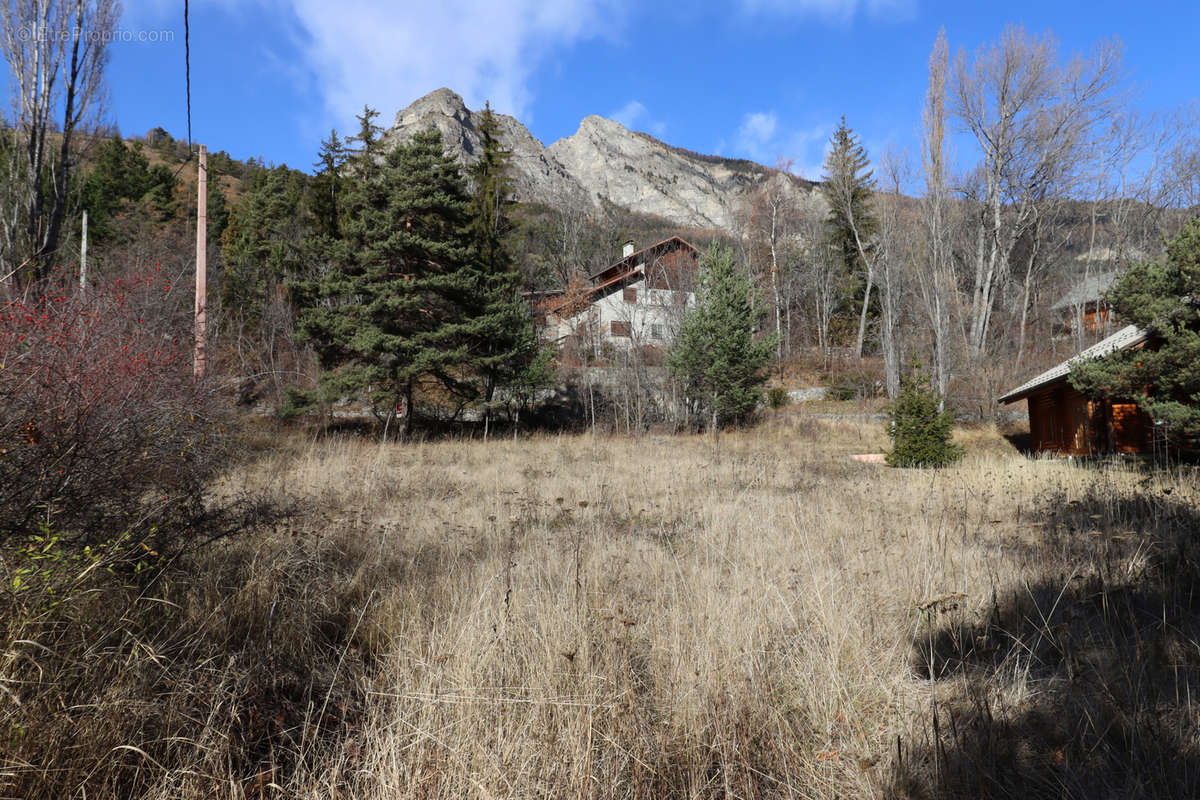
1002, 429, 1033, 455
0, 487, 511, 800
287, 386, 590, 443
891, 482, 1200, 800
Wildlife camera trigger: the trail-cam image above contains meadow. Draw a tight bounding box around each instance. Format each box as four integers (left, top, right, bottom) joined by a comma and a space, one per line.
4, 414, 1198, 799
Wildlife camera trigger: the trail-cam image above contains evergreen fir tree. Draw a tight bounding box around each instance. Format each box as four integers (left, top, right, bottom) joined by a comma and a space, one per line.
291, 125, 479, 435
885, 361, 964, 467
464, 103, 549, 417
821, 118, 876, 268
1071, 217, 1200, 436
81, 137, 177, 240
309, 129, 348, 240
220, 165, 305, 320
820, 117, 877, 335
668, 242, 777, 430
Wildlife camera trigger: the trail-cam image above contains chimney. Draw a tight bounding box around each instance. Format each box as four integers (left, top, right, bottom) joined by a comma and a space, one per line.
623, 240, 635, 259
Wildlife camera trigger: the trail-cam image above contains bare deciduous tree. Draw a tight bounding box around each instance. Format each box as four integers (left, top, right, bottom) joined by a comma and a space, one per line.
1, 0, 119, 293
916, 28, 955, 403
738, 163, 803, 362
951, 25, 1126, 361
795, 197, 842, 368
874, 148, 911, 398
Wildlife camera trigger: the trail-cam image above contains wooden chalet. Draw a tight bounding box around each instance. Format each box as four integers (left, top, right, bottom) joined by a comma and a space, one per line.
999, 324, 1154, 456
1051, 271, 1120, 335
543, 236, 700, 347
588, 236, 700, 291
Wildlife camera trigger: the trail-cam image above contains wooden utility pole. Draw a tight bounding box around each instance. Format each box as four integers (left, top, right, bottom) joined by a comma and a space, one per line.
194, 145, 207, 378
79, 210, 88, 295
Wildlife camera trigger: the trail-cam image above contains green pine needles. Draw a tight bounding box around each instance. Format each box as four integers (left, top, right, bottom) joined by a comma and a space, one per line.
1071, 217, 1200, 437
885, 363, 964, 468
287, 106, 548, 434
668, 242, 776, 431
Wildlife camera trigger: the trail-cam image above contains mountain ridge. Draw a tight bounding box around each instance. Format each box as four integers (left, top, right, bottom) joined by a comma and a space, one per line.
381, 88, 814, 232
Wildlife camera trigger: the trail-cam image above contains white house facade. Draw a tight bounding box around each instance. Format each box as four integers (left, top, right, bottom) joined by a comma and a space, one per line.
544, 236, 700, 351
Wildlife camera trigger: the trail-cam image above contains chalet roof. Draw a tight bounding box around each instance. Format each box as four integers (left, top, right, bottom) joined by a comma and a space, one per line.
588, 235, 699, 280
1050, 271, 1120, 312
998, 324, 1148, 404
544, 266, 644, 318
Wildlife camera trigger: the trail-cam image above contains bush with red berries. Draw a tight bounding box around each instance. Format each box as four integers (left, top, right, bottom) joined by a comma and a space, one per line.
0, 271, 229, 559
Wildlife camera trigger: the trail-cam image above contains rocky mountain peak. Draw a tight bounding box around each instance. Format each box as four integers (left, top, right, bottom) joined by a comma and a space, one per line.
577, 114, 626, 134
386, 87, 477, 157
395, 87, 470, 123
380, 90, 815, 232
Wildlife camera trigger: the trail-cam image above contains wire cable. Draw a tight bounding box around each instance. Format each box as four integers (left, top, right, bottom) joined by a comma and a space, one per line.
184, 0, 192, 151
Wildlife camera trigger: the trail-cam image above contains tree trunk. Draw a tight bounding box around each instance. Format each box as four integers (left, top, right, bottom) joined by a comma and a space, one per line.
1015, 230, 1040, 367
855, 267, 874, 359
771, 265, 782, 362
401, 378, 414, 440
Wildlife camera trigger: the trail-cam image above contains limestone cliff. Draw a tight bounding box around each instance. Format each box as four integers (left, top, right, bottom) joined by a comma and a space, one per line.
382, 89, 814, 232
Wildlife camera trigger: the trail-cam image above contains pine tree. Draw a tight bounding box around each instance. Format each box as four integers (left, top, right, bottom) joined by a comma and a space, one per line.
885, 361, 964, 467
220, 165, 305, 320
290, 124, 479, 435
668, 242, 777, 430
309, 129, 348, 240
820, 117, 877, 355
465, 103, 549, 419
81, 137, 177, 240
821, 117, 876, 270
1071, 217, 1200, 437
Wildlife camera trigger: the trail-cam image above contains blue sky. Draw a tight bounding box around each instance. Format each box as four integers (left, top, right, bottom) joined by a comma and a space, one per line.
33, 0, 1200, 178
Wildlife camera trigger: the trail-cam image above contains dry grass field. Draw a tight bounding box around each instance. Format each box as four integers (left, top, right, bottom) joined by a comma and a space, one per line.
5, 413, 1199, 799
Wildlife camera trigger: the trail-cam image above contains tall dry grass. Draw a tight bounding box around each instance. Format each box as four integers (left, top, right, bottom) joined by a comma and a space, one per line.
223, 416, 1197, 798
6, 414, 1197, 798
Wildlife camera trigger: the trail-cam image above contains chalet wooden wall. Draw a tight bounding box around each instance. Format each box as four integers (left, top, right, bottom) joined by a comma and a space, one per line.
646, 248, 698, 291
1026, 384, 1150, 456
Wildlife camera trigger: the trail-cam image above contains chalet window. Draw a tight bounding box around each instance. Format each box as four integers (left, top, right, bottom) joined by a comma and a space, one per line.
650, 323, 664, 340
623, 287, 637, 304
610, 320, 631, 337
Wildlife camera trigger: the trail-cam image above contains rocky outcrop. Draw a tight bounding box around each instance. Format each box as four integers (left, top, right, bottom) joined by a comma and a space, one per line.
550, 115, 785, 230
380, 88, 586, 208
382, 89, 814, 232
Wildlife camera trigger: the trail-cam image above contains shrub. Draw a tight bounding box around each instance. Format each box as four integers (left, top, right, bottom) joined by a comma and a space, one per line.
766, 386, 790, 409
0, 271, 229, 560
885, 364, 964, 468
826, 367, 883, 401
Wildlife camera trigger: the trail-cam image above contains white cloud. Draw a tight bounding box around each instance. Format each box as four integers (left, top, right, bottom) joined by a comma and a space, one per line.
610, 100, 647, 129
735, 111, 778, 161
178, 0, 627, 131
738, 0, 915, 24
730, 113, 832, 178
609, 99, 667, 138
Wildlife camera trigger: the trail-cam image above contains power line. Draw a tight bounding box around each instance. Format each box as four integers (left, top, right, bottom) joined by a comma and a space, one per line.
184, 0, 192, 151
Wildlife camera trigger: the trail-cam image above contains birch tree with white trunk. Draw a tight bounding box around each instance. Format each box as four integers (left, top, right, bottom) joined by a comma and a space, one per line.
1, 0, 120, 293
950, 25, 1126, 361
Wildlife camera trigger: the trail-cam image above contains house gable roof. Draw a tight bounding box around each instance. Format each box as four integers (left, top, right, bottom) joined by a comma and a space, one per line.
588, 235, 700, 281
998, 324, 1149, 404
544, 267, 645, 319
1050, 271, 1120, 312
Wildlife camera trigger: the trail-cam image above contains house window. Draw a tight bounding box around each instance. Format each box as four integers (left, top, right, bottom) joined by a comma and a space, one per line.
650, 323, 664, 340
610, 320, 631, 337
623, 287, 637, 304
